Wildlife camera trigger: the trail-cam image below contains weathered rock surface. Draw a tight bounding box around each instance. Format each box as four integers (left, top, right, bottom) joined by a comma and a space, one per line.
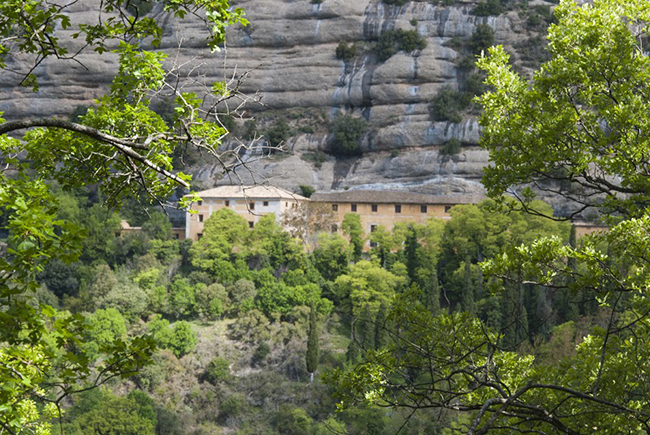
0, 0, 554, 197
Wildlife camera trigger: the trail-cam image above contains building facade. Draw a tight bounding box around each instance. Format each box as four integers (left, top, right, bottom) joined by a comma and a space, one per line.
185, 185, 307, 241
310, 190, 485, 235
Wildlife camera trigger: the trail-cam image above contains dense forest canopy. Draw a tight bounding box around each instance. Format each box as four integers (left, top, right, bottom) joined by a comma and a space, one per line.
2, 0, 650, 435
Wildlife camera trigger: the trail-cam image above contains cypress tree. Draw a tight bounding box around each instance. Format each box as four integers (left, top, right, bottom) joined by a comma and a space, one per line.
374, 302, 388, 350
306, 303, 320, 383
359, 304, 375, 351
425, 274, 441, 315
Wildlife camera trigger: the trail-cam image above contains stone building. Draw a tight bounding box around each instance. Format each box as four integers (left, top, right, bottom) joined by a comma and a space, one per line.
184, 186, 486, 242
310, 190, 485, 235
185, 185, 307, 241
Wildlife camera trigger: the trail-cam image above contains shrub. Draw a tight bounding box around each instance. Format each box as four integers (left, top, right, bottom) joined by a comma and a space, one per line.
302, 151, 327, 168
252, 342, 271, 365
242, 120, 257, 140
440, 138, 462, 155
376, 29, 426, 62
382, 0, 407, 5
195, 282, 228, 320
474, 0, 503, 16
265, 119, 291, 148
469, 24, 495, 55
390, 149, 400, 158
299, 185, 315, 198
167, 321, 197, 358
429, 86, 472, 123
330, 115, 367, 156
219, 394, 248, 421
335, 42, 357, 61
206, 357, 231, 384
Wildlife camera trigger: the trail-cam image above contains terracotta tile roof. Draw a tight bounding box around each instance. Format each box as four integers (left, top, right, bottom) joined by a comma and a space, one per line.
190, 185, 307, 201
310, 190, 485, 205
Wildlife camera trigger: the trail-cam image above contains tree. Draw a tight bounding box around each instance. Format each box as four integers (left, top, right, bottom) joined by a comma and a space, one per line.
0, 1, 247, 432
330, 115, 367, 156
306, 303, 320, 383
328, 1, 650, 433
342, 213, 365, 262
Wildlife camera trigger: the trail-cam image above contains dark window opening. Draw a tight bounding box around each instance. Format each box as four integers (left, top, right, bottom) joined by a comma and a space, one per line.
263, 201, 269, 206
445, 205, 452, 213
197, 233, 203, 239
395, 205, 401, 213
225, 200, 230, 207
370, 225, 377, 232
371, 204, 378, 212
249, 202, 255, 210
421, 205, 427, 213
249, 221, 254, 228
332, 204, 338, 212
199, 214, 204, 223
197, 200, 203, 206
351, 204, 357, 212
331, 224, 338, 233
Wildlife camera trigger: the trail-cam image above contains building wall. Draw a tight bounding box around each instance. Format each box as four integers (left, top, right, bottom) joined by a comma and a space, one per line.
185, 197, 302, 241
325, 202, 452, 234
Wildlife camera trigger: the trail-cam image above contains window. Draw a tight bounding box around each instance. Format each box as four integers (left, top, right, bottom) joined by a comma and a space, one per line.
197, 200, 203, 206
249, 202, 255, 210
248, 221, 254, 228
351, 204, 357, 212
225, 200, 230, 207
421, 205, 428, 213
371, 204, 378, 212
197, 233, 203, 239
263, 201, 269, 207
370, 225, 377, 232
286, 202, 289, 207
445, 205, 452, 213
198, 214, 204, 223
332, 204, 338, 212
173, 233, 180, 240
331, 224, 338, 233
395, 205, 401, 214
370, 241, 378, 248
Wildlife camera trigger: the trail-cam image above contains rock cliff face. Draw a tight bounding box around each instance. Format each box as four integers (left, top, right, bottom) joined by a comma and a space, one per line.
0, 0, 555, 197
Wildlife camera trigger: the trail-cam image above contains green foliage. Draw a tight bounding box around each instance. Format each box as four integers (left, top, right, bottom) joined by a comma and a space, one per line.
382, 0, 407, 5
469, 24, 495, 55
167, 321, 197, 357
148, 317, 197, 358
306, 303, 320, 376
341, 213, 364, 261
272, 405, 313, 435
375, 29, 427, 62
206, 357, 231, 384
85, 308, 127, 357
335, 260, 407, 317
242, 119, 258, 140
474, 0, 503, 16
265, 119, 291, 148
429, 86, 472, 123
61, 389, 156, 435
335, 42, 357, 61
298, 185, 315, 198
327, 2, 650, 434
440, 138, 461, 155
330, 115, 367, 156
313, 233, 350, 281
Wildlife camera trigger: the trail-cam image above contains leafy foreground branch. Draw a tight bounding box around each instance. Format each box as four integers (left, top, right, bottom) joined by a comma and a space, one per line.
327, 0, 650, 433
0, 1, 251, 433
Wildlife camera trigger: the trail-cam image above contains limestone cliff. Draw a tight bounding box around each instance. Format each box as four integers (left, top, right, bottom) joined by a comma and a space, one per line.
0, 0, 556, 197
